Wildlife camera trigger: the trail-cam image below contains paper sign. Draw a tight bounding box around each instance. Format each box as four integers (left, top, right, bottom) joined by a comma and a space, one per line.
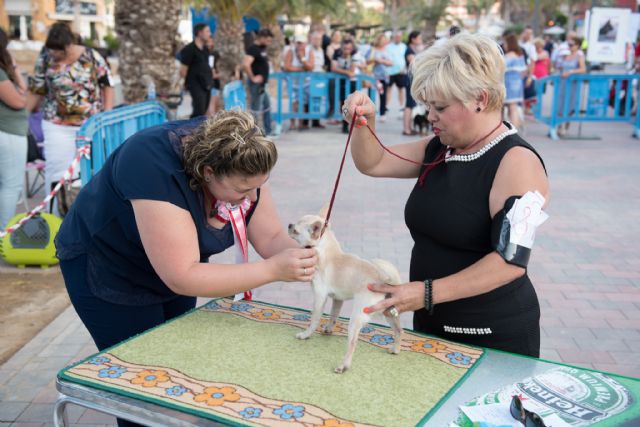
460, 402, 515, 426
506, 191, 549, 249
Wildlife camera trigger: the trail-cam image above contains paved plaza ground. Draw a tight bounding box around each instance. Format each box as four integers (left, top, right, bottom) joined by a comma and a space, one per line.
1, 101, 639, 425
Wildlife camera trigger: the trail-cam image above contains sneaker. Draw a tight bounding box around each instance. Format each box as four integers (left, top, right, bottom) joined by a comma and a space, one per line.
378, 115, 386, 123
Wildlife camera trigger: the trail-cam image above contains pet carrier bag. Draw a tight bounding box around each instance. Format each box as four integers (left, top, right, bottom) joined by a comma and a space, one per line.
0, 213, 62, 268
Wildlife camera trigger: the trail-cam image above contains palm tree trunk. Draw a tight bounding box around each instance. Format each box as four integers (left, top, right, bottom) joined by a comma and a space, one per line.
214, 18, 245, 87
265, 23, 284, 72
500, 0, 512, 26
115, 0, 181, 103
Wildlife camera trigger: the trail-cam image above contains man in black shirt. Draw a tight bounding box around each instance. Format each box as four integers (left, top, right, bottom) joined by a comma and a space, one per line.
243, 29, 274, 135
180, 23, 213, 118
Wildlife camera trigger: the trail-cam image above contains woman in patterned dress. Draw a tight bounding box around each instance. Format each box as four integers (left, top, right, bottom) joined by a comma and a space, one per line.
27, 23, 114, 212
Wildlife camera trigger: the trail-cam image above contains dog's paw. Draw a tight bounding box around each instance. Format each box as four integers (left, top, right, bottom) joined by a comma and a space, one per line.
321, 325, 334, 335
296, 331, 311, 340
388, 347, 400, 355
334, 365, 348, 374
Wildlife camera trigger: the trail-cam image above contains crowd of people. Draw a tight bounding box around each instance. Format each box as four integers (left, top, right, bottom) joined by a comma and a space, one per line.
175, 22, 600, 140
501, 26, 587, 133
0, 20, 613, 235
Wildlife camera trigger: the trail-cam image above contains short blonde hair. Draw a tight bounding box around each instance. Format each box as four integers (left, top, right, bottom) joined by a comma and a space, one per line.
410, 33, 505, 112
182, 110, 277, 190
373, 33, 387, 48
533, 37, 545, 49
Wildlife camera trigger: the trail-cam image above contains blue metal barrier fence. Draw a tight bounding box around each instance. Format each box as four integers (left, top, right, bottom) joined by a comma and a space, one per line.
75, 101, 167, 186
270, 72, 377, 131
533, 73, 640, 139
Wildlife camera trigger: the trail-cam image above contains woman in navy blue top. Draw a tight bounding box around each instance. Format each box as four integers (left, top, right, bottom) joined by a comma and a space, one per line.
56, 110, 316, 358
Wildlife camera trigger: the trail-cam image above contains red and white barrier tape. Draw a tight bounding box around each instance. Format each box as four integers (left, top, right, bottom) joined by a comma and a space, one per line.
0, 144, 91, 238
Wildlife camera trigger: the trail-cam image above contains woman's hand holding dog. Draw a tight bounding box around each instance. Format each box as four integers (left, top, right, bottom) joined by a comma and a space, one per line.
364, 281, 426, 316
268, 248, 317, 282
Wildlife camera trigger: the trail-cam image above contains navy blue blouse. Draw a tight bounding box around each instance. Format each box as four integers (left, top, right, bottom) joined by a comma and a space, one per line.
55, 118, 259, 305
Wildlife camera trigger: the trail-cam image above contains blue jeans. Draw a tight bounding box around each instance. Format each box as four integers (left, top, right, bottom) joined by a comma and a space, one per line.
60, 254, 197, 350
248, 80, 272, 135
0, 129, 27, 229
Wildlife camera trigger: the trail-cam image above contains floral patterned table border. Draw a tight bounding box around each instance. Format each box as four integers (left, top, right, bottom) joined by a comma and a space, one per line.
61, 298, 485, 426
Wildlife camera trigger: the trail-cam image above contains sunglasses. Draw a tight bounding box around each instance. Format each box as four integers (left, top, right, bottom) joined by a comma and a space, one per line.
510, 395, 547, 427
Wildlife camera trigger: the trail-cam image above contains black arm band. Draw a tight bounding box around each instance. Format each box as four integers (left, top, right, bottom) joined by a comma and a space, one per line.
423, 279, 434, 315
491, 196, 532, 268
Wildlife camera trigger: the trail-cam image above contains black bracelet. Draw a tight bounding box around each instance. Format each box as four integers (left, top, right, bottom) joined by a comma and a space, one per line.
423, 279, 434, 315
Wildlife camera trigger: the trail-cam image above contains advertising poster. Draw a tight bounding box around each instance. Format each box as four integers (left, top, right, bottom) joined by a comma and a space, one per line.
587, 7, 631, 63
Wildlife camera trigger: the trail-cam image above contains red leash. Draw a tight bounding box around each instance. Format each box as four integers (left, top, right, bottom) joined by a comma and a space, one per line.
321, 112, 503, 234
363, 120, 503, 186
321, 112, 359, 236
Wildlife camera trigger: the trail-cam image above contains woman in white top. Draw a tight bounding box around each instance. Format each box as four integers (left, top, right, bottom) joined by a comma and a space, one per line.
368, 33, 392, 122
283, 35, 314, 131
309, 31, 326, 129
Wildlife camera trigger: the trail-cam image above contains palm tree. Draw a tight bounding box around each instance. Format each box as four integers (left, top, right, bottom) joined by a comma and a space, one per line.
467, 0, 496, 32
416, 0, 450, 41
201, 0, 247, 87
382, 0, 448, 40
114, 0, 181, 103
382, 0, 410, 32
245, 0, 300, 72
306, 0, 351, 28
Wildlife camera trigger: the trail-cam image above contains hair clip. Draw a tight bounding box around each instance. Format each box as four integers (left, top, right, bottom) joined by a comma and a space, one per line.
230, 129, 246, 145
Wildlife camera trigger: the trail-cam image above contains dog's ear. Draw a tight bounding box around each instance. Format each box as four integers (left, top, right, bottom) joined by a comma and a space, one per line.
311, 220, 324, 240
318, 203, 329, 220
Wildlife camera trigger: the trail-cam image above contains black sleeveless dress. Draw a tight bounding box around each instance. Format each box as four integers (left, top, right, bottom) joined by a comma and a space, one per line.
405, 124, 545, 357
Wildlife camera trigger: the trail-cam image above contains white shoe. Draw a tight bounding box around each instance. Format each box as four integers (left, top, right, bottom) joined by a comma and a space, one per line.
378, 115, 386, 123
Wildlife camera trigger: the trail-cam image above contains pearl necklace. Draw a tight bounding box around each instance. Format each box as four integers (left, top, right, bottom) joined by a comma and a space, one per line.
445, 122, 518, 163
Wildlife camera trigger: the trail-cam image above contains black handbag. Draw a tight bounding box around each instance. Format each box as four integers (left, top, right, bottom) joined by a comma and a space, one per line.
26, 131, 44, 163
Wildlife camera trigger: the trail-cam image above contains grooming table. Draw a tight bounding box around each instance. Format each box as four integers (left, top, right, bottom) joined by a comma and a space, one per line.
55, 299, 640, 426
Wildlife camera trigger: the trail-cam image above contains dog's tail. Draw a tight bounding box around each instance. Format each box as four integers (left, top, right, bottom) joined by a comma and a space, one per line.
371, 259, 402, 285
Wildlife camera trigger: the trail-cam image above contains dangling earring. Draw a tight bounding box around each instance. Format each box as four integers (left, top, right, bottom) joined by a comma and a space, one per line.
476, 107, 481, 113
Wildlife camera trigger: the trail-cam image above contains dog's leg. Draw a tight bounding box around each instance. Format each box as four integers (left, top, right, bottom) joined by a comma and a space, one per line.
335, 309, 369, 374
384, 313, 403, 355
296, 292, 327, 340
322, 298, 343, 334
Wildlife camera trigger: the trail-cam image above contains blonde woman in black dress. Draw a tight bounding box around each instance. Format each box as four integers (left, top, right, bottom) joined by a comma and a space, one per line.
342, 34, 549, 357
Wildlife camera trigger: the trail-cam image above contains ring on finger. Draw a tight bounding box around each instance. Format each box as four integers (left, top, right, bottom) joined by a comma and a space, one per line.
388, 305, 399, 318
304, 268, 308, 275
342, 106, 349, 117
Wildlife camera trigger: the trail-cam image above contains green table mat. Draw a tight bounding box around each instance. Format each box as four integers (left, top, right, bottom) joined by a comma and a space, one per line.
60, 298, 484, 426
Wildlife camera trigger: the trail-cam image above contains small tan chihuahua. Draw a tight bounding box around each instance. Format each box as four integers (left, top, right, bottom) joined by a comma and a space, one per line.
288, 211, 404, 373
